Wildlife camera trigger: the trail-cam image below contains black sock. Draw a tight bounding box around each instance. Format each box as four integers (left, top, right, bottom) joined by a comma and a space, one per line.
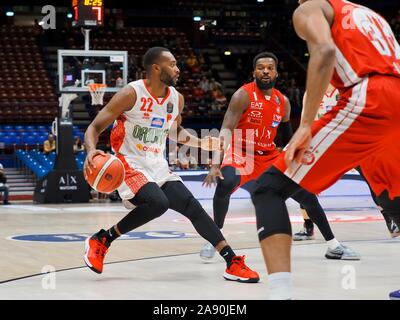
304, 218, 314, 230
100, 226, 120, 244
220, 245, 236, 267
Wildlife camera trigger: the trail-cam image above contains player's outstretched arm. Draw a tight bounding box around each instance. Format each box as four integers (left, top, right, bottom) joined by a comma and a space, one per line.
286, 1, 335, 166
84, 85, 136, 173
202, 88, 249, 187
169, 93, 220, 151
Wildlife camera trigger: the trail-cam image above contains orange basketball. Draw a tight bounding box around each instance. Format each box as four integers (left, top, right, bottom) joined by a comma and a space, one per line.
85, 154, 125, 193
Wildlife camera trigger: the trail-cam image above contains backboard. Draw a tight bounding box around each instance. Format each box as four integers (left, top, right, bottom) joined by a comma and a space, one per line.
58, 49, 128, 93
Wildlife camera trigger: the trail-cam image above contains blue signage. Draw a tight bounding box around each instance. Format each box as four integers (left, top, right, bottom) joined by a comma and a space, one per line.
10, 231, 196, 242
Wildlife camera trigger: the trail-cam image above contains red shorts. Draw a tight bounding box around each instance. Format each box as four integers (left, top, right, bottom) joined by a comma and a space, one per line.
221, 146, 280, 191
274, 75, 400, 199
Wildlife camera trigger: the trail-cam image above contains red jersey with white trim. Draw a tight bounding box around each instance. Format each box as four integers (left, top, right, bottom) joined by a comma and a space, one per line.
233, 82, 285, 153
328, 0, 400, 90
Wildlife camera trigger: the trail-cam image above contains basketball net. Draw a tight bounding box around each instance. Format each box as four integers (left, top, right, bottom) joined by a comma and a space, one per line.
88, 83, 107, 105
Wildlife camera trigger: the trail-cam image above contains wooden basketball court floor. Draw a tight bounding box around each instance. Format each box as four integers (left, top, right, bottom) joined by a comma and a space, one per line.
0, 176, 399, 300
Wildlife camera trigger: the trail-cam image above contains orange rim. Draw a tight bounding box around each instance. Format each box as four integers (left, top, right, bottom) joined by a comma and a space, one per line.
88, 83, 107, 92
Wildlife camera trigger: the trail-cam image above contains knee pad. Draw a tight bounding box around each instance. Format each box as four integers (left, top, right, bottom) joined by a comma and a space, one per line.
251, 187, 292, 241
215, 176, 239, 198
214, 166, 240, 197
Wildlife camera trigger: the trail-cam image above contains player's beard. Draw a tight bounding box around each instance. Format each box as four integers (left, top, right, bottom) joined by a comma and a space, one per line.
255, 77, 276, 90
160, 69, 175, 87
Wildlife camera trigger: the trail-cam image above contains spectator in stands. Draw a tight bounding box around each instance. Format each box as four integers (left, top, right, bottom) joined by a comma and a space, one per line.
43, 133, 56, 155
168, 144, 179, 170
193, 86, 205, 98
0, 163, 10, 205
186, 53, 199, 71
198, 54, 209, 72
210, 88, 228, 115
209, 78, 223, 92
177, 159, 189, 170
177, 154, 189, 170
188, 151, 199, 170
199, 76, 211, 92
73, 136, 85, 154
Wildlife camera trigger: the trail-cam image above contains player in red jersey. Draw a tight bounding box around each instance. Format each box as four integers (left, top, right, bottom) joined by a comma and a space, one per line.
201, 52, 359, 261
294, 85, 400, 240
250, 0, 400, 299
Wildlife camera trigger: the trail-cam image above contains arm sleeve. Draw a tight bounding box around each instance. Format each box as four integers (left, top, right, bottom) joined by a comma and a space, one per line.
278, 121, 293, 147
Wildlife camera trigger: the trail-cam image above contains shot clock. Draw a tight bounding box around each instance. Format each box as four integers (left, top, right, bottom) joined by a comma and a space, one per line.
72, 0, 104, 27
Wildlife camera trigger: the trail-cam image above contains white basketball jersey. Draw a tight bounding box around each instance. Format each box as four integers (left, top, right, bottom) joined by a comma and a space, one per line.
111, 80, 180, 163
315, 88, 340, 120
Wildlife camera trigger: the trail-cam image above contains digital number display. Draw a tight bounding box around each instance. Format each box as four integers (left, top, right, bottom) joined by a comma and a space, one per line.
72, 0, 104, 27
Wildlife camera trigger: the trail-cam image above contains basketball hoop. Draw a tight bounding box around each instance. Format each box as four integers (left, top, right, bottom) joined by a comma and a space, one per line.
88, 83, 107, 105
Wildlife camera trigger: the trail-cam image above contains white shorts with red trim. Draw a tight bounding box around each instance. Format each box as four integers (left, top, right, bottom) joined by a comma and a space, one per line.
116, 155, 182, 208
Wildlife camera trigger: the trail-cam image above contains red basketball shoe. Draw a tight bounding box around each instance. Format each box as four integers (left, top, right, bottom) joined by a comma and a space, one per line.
224, 256, 260, 283
84, 229, 110, 274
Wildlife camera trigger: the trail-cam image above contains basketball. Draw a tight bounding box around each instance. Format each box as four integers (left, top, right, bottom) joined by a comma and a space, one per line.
85, 154, 125, 193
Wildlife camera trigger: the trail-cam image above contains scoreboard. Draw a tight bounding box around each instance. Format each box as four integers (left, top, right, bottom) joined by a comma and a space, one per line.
72, 0, 104, 27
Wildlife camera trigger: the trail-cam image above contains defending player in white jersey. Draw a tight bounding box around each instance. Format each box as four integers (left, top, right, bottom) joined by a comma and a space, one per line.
83, 47, 259, 283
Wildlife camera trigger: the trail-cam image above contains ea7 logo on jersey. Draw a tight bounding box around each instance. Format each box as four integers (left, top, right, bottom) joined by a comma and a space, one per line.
250, 102, 263, 110
151, 117, 165, 128
272, 114, 282, 128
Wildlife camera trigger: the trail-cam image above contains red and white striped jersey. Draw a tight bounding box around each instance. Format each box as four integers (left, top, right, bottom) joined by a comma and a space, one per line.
328, 0, 400, 90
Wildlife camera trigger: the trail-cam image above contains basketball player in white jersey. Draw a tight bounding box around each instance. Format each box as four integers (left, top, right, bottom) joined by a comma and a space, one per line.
83, 47, 259, 283
294, 84, 400, 240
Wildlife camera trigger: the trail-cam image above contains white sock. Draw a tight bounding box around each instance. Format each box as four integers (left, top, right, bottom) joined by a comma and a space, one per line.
268, 272, 293, 300
327, 238, 340, 250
